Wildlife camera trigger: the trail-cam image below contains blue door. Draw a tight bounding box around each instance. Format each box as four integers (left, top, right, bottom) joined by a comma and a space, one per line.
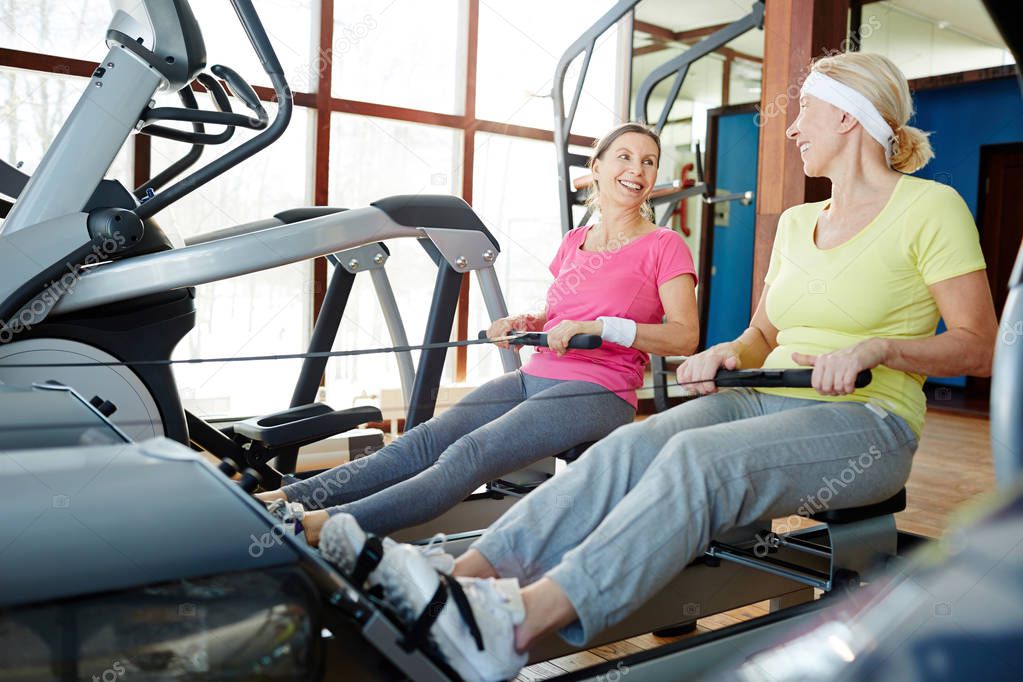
705, 111, 759, 348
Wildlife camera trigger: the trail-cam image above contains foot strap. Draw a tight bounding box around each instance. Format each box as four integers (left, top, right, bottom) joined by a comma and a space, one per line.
400, 578, 448, 652
445, 575, 485, 652
350, 536, 384, 586
399, 574, 485, 653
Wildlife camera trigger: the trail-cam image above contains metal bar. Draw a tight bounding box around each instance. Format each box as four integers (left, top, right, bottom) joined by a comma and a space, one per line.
993, 266, 1023, 485
474, 267, 519, 372
565, 41, 595, 132
289, 264, 356, 408
1, 46, 160, 235
635, 2, 764, 129
0, 160, 28, 200
370, 268, 416, 409
775, 534, 832, 559
553, 0, 641, 234
406, 252, 463, 430
657, 199, 680, 226
654, 183, 709, 205
655, 67, 691, 134
185, 410, 243, 462
708, 544, 831, 591
705, 190, 753, 205
51, 207, 421, 314
133, 0, 294, 220
566, 152, 591, 167
651, 353, 670, 413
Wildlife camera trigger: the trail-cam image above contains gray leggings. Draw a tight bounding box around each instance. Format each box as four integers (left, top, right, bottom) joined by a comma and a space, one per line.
282, 370, 635, 536
472, 388, 919, 645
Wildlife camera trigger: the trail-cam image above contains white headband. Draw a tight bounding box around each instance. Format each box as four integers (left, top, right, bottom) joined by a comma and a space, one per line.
801, 70, 896, 167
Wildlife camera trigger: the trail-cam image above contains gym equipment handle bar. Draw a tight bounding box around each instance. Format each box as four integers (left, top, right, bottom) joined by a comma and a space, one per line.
476, 330, 602, 350
715, 368, 872, 389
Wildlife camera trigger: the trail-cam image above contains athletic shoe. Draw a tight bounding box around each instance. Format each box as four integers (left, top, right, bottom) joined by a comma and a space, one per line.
265, 498, 306, 541
414, 532, 457, 575
319, 512, 455, 578
320, 514, 527, 681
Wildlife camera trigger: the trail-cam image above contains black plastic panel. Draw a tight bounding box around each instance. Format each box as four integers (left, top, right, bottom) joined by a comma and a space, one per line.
371, 194, 500, 250
0, 441, 299, 608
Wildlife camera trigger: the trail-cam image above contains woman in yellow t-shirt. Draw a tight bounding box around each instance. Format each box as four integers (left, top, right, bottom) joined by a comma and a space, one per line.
311, 53, 1000, 677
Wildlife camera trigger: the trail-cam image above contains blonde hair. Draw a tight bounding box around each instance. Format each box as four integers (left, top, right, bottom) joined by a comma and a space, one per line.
810, 52, 933, 173
585, 122, 661, 222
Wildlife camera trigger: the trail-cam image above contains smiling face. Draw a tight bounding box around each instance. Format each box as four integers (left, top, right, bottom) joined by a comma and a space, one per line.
785, 93, 847, 177
592, 131, 660, 212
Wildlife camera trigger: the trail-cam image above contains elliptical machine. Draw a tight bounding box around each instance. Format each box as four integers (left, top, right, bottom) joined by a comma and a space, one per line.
0, 0, 519, 487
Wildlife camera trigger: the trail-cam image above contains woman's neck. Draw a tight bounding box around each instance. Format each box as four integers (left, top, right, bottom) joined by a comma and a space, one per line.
826, 146, 902, 216
596, 203, 649, 239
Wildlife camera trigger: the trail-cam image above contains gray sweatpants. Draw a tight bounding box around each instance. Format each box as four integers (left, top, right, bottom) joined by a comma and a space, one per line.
471, 388, 919, 645
282, 370, 635, 536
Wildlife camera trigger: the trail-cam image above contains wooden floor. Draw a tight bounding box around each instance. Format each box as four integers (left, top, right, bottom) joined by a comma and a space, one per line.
515, 409, 996, 681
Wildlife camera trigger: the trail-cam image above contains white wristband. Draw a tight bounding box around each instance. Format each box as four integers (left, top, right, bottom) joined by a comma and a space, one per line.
597, 316, 637, 347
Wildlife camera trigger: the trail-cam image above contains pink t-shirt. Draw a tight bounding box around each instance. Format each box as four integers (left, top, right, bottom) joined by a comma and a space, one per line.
521, 225, 697, 408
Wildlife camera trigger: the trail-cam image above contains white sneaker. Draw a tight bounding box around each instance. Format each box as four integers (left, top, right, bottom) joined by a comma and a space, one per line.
320, 514, 526, 682
375, 545, 527, 682
415, 532, 457, 575
266, 499, 305, 523
319, 513, 455, 579
265, 499, 306, 542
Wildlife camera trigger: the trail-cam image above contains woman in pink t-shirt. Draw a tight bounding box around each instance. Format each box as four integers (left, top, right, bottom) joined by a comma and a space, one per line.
260, 123, 699, 542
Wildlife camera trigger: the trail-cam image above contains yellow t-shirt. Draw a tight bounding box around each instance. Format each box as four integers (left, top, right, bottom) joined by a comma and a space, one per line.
757, 175, 986, 437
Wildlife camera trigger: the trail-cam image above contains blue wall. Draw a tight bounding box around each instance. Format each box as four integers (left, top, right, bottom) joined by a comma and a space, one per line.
705, 110, 759, 348
912, 77, 1023, 386
912, 77, 1023, 217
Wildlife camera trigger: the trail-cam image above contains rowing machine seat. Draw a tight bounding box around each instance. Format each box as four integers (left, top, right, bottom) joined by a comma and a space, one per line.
810, 488, 907, 524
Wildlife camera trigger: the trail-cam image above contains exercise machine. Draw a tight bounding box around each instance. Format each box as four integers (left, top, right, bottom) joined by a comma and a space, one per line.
4, 0, 1017, 678
0, 366, 907, 681
552, 1, 763, 235
0, 0, 519, 492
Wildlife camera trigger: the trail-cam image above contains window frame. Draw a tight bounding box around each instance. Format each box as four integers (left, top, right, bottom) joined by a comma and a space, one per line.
0, 0, 601, 417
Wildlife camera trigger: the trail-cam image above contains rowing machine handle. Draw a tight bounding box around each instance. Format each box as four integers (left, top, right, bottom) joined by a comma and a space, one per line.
714, 368, 872, 388
477, 331, 603, 349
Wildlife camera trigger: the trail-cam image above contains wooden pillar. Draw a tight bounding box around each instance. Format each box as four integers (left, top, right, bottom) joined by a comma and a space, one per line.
455, 0, 480, 383
312, 0, 335, 321
849, 0, 862, 52
132, 134, 151, 190
722, 55, 732, 106
752, 0, 848, 305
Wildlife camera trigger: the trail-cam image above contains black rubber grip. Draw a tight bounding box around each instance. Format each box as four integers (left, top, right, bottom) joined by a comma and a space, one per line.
212, 64, 268, 125
478, 330, 602, 349
714, 368, 872, 388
